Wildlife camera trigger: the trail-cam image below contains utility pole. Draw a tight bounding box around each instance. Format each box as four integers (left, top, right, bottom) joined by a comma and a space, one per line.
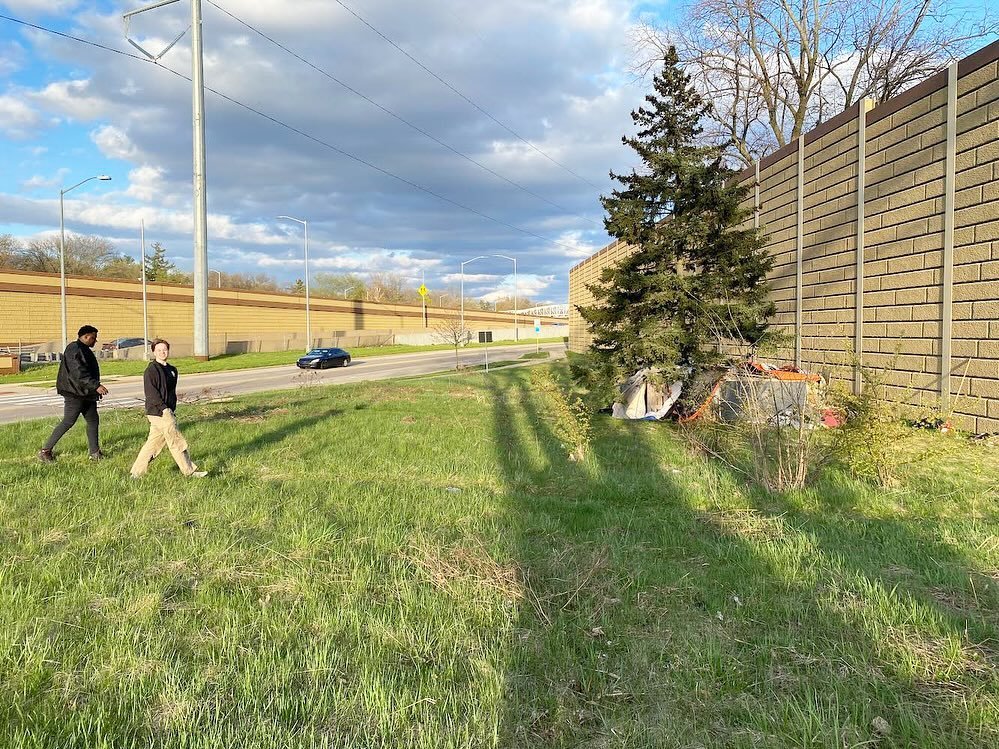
123, 0, 209, 359
141, 219, 149, 360
190, 0, 209, 359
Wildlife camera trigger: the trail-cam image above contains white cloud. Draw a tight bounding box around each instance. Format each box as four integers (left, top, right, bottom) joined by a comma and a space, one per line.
124, 165, 164, 202
479, 273, 556, 302
255, 249, 442, 280
91, 124, 140, 161
0, 41, 25, 76
441, 273, 500, 283
567, 0, 626, 32
20, 168, 70, 191
30, 79, 108, 121
0, 1, 80, 15
0, 94, 41, 138
550, 230, 600, 259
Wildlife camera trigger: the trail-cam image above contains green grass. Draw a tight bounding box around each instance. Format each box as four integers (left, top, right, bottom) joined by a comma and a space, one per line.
1, 366, 996, 748
0, 337, 567, 386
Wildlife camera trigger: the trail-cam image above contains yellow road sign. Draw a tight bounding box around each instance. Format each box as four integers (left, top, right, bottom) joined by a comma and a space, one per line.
418, 284, 428, 297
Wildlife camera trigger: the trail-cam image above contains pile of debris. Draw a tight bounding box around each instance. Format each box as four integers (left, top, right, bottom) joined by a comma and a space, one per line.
611, 361, 826, 426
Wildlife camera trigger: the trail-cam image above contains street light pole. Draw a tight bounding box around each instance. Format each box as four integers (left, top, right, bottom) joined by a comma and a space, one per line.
460, 255, 488, 334
277, 216, 311, 351
209, 269, 221, 288
492, 254, 518, 340
58, 174, 111, 347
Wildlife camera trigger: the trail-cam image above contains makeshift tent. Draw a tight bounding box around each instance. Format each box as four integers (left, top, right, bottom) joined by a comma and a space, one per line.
611, 368, 683, 420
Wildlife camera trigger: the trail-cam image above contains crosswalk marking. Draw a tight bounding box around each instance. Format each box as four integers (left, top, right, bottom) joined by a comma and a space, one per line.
0, 394, 145, 408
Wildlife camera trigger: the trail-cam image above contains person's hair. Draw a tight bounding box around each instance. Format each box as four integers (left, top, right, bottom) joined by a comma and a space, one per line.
77, 325, 98, 337
151, 338, 170, 351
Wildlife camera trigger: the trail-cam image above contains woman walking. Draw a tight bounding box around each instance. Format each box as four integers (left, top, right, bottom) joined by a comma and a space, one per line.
130, 339, 207, 478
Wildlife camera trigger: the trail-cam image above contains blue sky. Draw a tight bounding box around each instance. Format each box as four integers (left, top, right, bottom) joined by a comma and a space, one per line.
0, 1, 994, 304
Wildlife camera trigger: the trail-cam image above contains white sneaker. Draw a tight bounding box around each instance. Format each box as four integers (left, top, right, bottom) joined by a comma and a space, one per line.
189, 471, 208, 478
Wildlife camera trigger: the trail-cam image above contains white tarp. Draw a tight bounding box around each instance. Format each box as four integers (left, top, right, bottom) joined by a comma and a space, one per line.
611, 368, 683, 421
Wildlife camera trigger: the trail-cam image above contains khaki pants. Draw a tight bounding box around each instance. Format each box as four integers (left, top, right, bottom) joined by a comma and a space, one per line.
130, 408, 198, 477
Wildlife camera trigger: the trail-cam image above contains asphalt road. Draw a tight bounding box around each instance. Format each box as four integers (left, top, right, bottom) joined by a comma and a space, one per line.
0, 342, 565, 425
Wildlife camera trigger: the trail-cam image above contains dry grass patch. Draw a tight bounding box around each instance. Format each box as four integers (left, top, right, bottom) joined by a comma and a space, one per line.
404, 540, 526, 606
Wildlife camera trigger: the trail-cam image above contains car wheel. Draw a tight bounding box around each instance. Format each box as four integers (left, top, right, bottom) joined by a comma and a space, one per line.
342, 358, 350, 367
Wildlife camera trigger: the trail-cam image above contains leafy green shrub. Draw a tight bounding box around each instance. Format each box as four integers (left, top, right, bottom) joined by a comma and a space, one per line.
566, 351, 620, 413
827, 365, 910, 488
531, 367, 592, 462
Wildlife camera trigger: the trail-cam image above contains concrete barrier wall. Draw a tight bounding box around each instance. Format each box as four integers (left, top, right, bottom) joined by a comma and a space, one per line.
0, 270, 562, 355
568, 40, 999, 433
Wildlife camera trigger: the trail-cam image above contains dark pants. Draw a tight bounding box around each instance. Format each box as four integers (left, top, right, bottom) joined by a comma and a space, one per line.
44, 397, 100, 453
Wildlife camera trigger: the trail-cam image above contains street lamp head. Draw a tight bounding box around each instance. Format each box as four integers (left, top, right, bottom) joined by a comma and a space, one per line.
98, 175, 112, 181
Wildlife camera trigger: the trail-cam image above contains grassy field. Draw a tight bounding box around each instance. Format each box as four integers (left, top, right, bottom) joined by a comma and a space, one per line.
0, 338, 567, 385
0, 366, 996, 747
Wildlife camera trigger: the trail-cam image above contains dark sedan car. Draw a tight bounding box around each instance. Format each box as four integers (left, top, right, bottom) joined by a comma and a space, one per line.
296, 347, 351, 369
102, 337, 152, 352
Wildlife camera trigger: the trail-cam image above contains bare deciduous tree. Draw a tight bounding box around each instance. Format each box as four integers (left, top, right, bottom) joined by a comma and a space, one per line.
432, 314, 471, 370
366, 272, 419, 304
0, 234, 21, 268
16, 234, 121, 275
632, 0, 998, 167
312, 272, 367, 299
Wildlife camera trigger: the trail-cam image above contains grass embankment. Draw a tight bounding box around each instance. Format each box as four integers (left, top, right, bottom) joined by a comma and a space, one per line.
0, 338, 566, 386
0, 366, 996, 747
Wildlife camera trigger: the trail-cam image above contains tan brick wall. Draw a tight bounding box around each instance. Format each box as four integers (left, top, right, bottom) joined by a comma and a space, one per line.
568, 40, 999, 434
0, 270, 561, 354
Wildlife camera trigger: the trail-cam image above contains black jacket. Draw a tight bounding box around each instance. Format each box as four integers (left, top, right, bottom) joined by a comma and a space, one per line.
144, 361, 178, 416
55, 340, 102, 400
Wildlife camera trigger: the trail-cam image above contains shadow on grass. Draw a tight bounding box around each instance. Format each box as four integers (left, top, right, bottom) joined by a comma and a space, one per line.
486, 371, 998, 748
201, 405, 344, 471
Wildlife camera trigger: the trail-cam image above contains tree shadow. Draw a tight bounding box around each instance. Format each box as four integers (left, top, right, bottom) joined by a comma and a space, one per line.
196, 406, 344, 471
485, 370, 999, 748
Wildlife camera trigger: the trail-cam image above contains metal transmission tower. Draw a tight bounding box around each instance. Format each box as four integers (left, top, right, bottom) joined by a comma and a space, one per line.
123, 0, 210, 359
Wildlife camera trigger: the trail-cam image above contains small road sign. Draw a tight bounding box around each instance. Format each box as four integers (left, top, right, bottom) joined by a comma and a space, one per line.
534, 318, 541, 333
418, 284, 428, 297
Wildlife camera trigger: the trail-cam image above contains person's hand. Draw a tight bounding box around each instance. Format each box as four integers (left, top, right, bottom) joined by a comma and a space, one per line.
96, 385, 109, 396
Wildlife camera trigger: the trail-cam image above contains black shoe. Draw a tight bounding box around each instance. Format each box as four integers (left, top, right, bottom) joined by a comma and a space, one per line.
89, 450, 106, 461
38, 448, 55, 463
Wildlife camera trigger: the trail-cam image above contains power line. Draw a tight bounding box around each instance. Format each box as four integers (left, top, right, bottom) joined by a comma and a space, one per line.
327, 0, 603, 191
0, 12, 598, 256
203, 0, 600, 226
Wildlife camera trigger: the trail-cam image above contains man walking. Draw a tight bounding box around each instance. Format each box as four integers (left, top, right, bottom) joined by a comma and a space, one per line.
130, 339, 207, 478
39, 324, 109, 462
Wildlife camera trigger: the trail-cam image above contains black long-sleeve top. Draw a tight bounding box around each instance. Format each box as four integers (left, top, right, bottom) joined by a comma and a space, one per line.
56, 340, 102, 400
143, 360, 179, 416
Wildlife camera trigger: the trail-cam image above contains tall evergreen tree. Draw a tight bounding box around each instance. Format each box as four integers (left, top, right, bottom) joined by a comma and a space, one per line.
144, 242, 178, 282
579, 47, 774, 382
289, 279, 306, 295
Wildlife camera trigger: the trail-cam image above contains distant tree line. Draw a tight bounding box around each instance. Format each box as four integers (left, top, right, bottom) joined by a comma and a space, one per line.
0, 234, 533, 309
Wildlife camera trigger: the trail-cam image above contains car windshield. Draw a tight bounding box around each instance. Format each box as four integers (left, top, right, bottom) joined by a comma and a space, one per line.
306, 349, 331, 356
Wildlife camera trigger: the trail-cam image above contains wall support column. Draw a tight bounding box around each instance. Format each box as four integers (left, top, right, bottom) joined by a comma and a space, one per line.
795, 135, 804, 366
854, 99, 873, 393
754, 160, 760, 229
941, 61, 958, 409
